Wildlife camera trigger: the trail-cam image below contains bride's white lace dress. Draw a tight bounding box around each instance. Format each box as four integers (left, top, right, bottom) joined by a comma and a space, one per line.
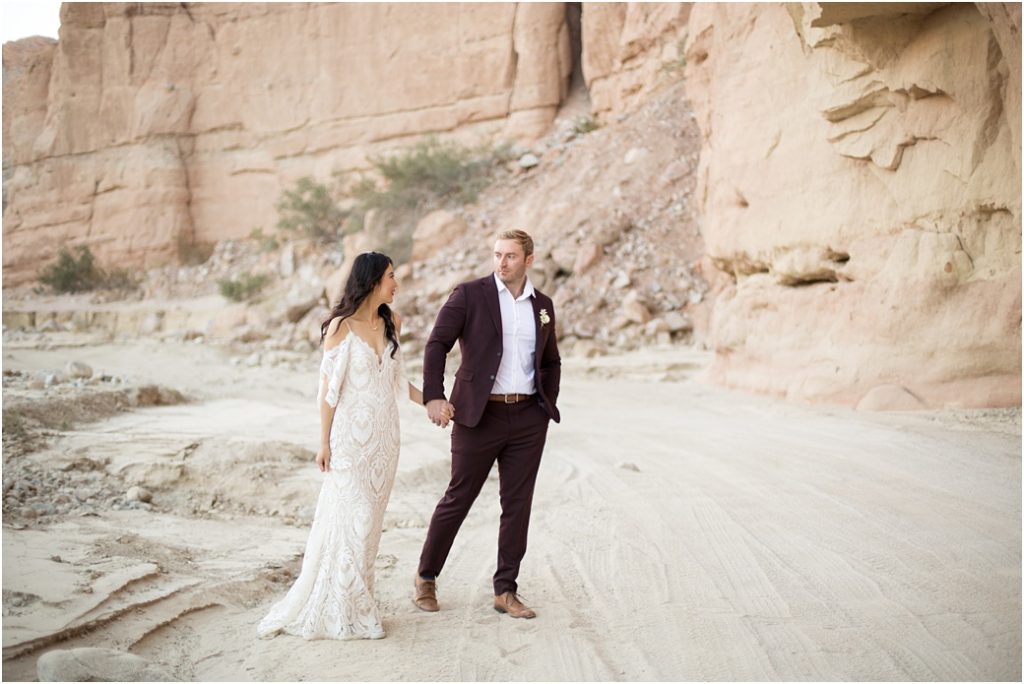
258, 332, 405, 640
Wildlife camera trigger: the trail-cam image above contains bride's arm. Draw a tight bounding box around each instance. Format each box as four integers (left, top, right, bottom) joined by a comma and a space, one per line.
317, 395, 338, 471
316, 317, 346, 472
395, 312, 425, 405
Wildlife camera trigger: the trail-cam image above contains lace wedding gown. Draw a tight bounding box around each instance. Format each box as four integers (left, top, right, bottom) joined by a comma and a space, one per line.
258, 332, 405, 640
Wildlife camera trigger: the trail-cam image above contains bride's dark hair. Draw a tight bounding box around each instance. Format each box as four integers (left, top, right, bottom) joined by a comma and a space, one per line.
320, 252, 398, 358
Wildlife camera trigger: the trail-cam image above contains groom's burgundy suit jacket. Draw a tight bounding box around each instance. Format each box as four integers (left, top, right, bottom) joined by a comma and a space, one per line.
423, 275, 561, 428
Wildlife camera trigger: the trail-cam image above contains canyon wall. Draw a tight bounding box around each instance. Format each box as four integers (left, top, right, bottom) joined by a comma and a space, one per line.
2, 2, 573, 285
685, 2, 1021, 408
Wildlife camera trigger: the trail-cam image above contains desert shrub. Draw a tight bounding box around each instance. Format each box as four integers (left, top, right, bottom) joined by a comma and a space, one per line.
276, 177, 347, 243
37, 246, 138, 294
342, 137, 512, 262
573, 115, 600, 135
217, 271, 269, 302
177, 235, 215, 265
249, 227, 280, 252
350, 136, 504, 213
37, 246, 103, 293
102, 267, 141, 293
3, 410, 26, 439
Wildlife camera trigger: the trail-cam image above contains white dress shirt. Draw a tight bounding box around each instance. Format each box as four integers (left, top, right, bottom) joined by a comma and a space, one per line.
491, 273, 537, 395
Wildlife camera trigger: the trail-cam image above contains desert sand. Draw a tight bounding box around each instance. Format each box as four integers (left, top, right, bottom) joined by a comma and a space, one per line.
2, 336, 1020, 681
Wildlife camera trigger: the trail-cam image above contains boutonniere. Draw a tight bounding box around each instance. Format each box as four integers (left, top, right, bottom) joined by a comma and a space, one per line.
539, 309, 550, 327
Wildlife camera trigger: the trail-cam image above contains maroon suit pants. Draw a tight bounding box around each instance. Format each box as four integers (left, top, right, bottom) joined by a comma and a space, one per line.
418, 396, 550, 595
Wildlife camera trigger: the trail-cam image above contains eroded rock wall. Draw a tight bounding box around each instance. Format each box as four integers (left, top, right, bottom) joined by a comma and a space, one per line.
582, 3, 691, 117
685, 2, 1021, 408
2, 2, 570, 285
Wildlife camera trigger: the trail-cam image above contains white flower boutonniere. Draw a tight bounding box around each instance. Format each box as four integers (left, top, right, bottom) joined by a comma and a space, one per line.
539, 309, 551, 327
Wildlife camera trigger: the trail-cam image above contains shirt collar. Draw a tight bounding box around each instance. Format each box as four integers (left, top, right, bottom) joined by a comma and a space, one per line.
494, 272, 535, 300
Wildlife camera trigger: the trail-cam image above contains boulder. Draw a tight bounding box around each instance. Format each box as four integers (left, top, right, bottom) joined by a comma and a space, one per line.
37, 647, 176, 682
64, 361, 93, 379
411, 210, 468, 263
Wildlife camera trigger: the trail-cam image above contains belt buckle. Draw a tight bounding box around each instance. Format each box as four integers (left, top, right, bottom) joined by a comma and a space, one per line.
504, 393, 515, 404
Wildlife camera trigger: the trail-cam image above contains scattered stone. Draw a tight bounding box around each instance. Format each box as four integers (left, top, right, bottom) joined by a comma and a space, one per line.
663, 312, 692, 333
612, 272, 631, 289
644, 319, 671, 336
623, 147, 649, 164
517, 153, 540, 169
621, 291, 652, 325
126, 486, 152, 503
37, 647, 178, 682
66, 362, 95, 381
573, 242, 603, 275
617, 462, 641, 472
280, 243, 296, 277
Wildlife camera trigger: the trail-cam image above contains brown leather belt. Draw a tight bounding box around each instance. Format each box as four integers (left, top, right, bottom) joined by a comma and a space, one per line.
488, 393, 535, 404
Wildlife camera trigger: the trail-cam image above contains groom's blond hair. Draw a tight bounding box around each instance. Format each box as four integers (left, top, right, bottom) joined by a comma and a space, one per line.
496, 229, 534, 257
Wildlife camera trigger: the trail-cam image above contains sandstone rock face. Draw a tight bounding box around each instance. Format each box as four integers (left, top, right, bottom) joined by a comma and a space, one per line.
685, 2, 1021, 408
2, 37, 56, 176
582, 3, 691, 117
3, 3, 572, 286
411, 210, 469, 262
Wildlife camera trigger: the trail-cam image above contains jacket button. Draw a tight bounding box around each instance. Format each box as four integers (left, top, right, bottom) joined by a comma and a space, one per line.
497, 351, 502, 356
489, 375, 495, 380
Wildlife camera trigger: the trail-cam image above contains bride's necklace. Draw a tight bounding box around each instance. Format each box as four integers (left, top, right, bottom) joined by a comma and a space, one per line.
351, 314, 381, 331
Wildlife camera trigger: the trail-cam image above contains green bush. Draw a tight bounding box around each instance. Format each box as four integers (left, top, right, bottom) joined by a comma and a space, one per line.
351, 136, 503, 213
37, 246, 102, 293
276, 177, 347, 243
218, 271, 269, 302
573, 115, 600, 136
3, 410, 26, 439
249, 227, 280, 252
37, 246, 138, 294
341, 137, 511, 262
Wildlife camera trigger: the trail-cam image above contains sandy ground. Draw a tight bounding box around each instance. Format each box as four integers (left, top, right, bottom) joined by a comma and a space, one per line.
2, 337, 1021, 681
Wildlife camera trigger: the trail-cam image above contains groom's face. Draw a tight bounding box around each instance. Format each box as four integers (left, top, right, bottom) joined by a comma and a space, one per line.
493, 239, 533, 286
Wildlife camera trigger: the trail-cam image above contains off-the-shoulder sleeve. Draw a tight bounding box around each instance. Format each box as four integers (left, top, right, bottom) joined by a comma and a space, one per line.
318, 336, 351, 407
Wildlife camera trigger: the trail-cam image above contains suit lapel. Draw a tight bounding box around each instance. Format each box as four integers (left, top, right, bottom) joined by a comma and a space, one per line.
531, 294, 543, 365
484, 275, 502, 337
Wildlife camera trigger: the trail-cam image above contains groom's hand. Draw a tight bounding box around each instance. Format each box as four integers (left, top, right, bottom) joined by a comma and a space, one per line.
426, 399, 454, 428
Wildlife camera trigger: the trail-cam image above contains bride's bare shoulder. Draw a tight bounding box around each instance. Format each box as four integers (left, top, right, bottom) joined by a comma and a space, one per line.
324, 316, 350, 350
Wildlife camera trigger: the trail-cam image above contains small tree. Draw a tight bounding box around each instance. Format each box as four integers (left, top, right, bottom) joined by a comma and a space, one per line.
276, 177, 345, 243
37, 246, 104, 293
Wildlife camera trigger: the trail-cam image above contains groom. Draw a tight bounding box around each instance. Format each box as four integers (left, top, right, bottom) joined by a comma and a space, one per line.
415, 229, 561, 619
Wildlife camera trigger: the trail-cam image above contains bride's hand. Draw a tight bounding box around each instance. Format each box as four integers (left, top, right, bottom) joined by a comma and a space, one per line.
316, 444, 331, 472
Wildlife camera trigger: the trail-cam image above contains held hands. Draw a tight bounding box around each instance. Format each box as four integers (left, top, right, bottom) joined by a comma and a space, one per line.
426, 399, 455, 429
316, 444, 331, 472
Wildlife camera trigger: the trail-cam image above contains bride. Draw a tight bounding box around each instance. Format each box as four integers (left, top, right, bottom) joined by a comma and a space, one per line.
258, 251, 441, 640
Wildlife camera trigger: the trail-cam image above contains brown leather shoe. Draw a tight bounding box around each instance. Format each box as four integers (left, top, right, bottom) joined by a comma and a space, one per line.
493, 591, 536, 619
414, 576, 439, 612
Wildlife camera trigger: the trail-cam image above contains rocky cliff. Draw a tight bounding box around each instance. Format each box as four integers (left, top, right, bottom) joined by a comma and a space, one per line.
3, 2, 1020, 410
685, 2, 1021, 408
2, 2, 578, 285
